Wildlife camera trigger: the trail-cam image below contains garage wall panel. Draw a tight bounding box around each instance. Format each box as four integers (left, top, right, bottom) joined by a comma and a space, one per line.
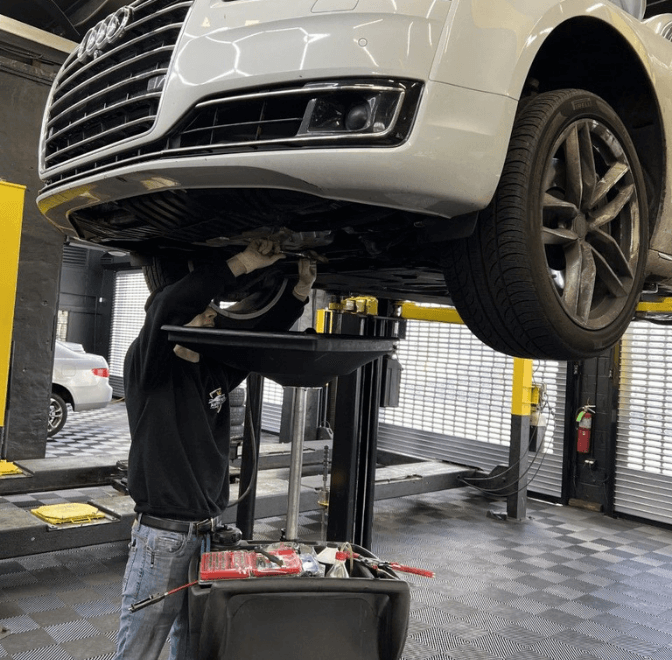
616, 323, 672, 523
110, 272, 149, 397
378, 320, 566, 498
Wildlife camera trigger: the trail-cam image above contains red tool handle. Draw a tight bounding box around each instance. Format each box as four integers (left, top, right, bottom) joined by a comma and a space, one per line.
351, 553, 434, 578
386, 562, 435, 578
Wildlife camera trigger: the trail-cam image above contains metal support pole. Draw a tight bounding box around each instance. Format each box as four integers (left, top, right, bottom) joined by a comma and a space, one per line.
507, 414, 530, 520
235, 373, 264, 539
285, 386, 312, 540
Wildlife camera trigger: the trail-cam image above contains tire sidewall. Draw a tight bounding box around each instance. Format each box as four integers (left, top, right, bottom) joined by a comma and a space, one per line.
514, 91, 648, 355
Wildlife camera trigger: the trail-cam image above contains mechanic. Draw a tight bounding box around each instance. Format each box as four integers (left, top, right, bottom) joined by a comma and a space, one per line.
114, 239, 317, 660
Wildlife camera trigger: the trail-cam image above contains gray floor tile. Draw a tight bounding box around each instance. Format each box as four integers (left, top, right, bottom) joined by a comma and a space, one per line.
1, 404, 672, 657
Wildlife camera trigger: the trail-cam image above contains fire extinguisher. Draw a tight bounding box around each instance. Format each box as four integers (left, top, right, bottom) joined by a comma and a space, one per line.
576, 405, 595, 454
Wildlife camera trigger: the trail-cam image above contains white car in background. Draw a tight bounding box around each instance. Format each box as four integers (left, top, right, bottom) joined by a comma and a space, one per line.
36, 0, 672, 360
50, 340, 113, 437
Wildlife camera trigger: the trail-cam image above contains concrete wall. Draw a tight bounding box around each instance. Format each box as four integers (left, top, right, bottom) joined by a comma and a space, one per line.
0, 53, 65, 459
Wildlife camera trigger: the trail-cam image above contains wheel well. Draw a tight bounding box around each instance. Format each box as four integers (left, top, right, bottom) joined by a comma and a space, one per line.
527, 16, 664, 238
51, 384, 73, 408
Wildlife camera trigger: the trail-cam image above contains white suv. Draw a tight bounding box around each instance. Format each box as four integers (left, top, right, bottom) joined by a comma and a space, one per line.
37, 0, 672, 359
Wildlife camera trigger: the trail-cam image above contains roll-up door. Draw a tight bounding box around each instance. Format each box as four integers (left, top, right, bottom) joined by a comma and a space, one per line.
109, 272, 149, 397
261, 380, 284, 434
378, 320, 567, 499
616, 323, 672, 524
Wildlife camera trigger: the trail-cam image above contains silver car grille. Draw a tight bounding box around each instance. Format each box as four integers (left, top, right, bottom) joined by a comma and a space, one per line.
43, 0, 193, 172
42, 79, 423, 187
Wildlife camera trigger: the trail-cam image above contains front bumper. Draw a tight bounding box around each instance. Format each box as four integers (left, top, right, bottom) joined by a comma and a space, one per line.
38, 79, 516, 240
40, 0, 452, 183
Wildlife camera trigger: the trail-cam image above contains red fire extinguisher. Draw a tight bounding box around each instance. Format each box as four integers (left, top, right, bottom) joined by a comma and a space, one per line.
576, 405, 595, 454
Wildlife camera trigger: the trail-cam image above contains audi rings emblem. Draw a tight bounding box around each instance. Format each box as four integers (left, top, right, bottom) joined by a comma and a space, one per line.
77, 6, 133, 63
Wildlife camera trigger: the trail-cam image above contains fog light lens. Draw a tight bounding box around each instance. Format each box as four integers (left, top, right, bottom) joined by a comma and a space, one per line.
299, 87, 403, 137
345, 104, 370, 131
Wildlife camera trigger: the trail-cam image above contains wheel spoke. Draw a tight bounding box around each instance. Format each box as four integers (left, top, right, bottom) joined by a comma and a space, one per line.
589, 161, 629, 208
561, 241, 596, 323
578, 123, 598, 207
561, 242, 583, 315
542, 225, 579, 245
589, 184, 635, 229
589, 229, 634, 293
590, 245, 630, 298
563, 125, 583, 207
543, 192, 579, 222
577, 243, 597, 322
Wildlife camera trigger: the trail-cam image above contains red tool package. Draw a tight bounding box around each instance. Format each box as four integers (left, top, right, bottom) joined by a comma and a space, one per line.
199, 546, 303, 583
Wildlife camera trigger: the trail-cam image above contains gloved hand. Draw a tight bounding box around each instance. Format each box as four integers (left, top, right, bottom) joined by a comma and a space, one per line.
228, 239, 285, 276
293, 258, 317, 300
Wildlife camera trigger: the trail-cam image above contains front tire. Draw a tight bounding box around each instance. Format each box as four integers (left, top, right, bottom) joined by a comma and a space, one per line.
444, 89, 648, 360
48, 393, 68, 437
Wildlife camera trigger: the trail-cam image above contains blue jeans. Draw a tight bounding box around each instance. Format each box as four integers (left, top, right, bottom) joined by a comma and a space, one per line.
114, 519, 203, 660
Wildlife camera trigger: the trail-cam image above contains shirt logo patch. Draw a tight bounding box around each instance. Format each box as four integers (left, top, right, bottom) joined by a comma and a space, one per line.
209, 388, 227, 413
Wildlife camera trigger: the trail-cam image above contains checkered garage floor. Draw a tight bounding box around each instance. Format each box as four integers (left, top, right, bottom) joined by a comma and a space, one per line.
44, 401, 131, 459
1, 487, 672, 659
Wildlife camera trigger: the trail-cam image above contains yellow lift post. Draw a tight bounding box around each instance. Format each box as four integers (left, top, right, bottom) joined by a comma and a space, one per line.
0, 181, 25, 476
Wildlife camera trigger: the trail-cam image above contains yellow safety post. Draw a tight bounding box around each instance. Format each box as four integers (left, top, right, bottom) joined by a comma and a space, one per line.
511, 358, 534, 417
0, 181, 25, 472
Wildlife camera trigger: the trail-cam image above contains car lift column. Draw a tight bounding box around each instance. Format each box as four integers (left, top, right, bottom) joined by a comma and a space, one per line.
324, 300, 404, 548
0, 182, 25, 469
326, 351, 380, 547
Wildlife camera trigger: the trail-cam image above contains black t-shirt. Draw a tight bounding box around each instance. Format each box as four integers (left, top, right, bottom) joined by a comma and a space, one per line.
124, 263, 305, 520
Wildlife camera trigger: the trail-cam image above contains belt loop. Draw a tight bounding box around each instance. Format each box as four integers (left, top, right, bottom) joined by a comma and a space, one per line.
137, 513, 143, 527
